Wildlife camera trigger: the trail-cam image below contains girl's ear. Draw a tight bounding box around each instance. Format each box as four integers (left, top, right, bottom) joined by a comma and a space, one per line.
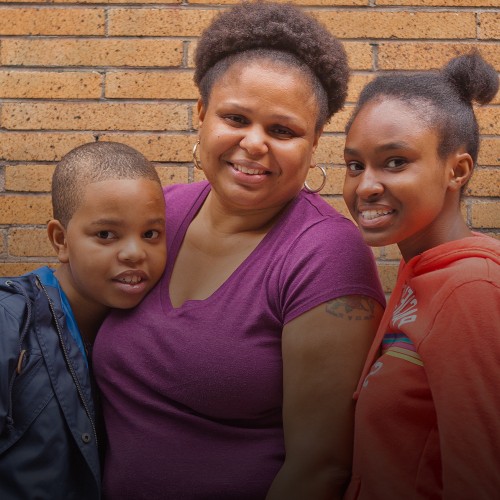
448, 152, 474, 192
47, 220, 69, 263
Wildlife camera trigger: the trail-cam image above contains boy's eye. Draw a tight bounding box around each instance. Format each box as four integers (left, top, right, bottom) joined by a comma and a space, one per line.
143, 230, 160, 239
96, 231, 115, 240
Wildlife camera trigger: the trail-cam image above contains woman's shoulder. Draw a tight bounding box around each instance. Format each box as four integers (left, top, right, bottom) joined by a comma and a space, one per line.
285, 191, 367, 247
163, 180, 209, 201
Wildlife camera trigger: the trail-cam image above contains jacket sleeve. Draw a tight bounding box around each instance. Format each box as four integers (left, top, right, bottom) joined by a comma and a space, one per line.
0, 299, 25, 434
422, 278, 500, 499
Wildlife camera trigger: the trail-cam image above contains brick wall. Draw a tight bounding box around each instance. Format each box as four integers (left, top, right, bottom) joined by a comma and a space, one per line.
0, 0, 498, 294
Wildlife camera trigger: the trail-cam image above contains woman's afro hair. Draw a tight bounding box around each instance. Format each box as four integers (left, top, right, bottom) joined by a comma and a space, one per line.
194, 1, 349, 120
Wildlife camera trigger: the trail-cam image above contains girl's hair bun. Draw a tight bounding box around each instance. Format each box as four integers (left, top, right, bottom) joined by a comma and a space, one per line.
443, 51, 499, 106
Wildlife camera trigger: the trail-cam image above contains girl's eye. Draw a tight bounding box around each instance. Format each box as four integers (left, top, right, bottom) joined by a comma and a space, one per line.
387, 158, 406, 169
96, 231, 115, 240
144, 230, 160, 239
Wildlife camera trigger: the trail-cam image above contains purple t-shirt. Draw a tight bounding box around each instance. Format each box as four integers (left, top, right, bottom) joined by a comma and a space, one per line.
93, 182, 384, 499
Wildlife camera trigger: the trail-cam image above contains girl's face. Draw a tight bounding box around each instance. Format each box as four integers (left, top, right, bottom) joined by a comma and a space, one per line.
343, 98, 461, 261
197, 60, 322, 216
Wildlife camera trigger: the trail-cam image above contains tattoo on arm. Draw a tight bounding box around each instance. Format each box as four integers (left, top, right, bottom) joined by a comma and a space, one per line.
326, 296, 376, 321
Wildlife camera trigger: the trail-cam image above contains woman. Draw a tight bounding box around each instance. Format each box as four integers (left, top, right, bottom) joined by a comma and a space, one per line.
342, 52, 500, 499
93, 2, 385, 499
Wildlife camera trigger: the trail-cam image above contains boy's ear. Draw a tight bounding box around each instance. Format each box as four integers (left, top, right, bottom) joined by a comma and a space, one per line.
448, 152, 473, 192
47, 219, 70, 263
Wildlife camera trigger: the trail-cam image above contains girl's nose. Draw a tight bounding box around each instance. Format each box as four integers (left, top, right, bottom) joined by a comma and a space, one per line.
356, 169, 384, 199
239, 126, 269, 156
118, 239, 146, 263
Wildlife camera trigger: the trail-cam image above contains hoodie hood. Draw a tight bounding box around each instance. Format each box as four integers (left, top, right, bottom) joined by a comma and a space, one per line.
403, 233, 500, 277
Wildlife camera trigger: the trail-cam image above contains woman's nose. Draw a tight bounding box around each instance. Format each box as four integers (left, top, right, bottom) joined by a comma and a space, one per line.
239, 126, 269, 156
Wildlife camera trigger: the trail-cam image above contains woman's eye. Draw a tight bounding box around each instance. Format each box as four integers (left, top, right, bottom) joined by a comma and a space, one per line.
387, 158, 406, 169
96, 231, 115, 240
225, 115, 248, 125
346, 161, 364, 172
144, 230, 160, 239
271, 126, 294, 138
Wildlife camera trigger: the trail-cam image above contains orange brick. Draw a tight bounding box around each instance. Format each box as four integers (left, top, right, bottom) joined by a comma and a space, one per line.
155, 165, 190, 186
383, 245, 403, 261
324, 106, 352, 134
0, 39, 183, 68
0, 232, 5, 256
0, 71, 102, 99
378, 0, 497, 5
347, 74, 374, 103
0, 0, 182, 3
315, 166, 345, 196
108, 8, 218, 37
0, 8, 104, 36
5, 164, 55, 192
8, 228, 55, 257
471, 201, 500, 228
0, 262, 57, 278
1, 103, 189, 131
478, 138, 500, 166
99, 134, 195, 163
345, 42, 373, 71
376, 263, 399, 294
314, 11, 476, 39
0, 195, 52, 224
466, 168, 500, 197
106, 71, 197, 100
316, 136, 345, 164
378, 43, 500, 72
477, 107, 500, 135
480, 13, 500, 40
0, 133, 97, 161
190, 0, 366, 4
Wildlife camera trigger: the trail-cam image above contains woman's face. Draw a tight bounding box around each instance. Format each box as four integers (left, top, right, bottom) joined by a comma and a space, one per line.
197, 60, 322, 215
343, 98, 460, 261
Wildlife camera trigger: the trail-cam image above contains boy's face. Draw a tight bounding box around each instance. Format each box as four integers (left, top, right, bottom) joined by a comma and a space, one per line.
57, 178, 166, 316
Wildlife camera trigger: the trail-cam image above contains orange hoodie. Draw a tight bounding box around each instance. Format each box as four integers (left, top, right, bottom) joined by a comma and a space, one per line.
345, 234, 500, 500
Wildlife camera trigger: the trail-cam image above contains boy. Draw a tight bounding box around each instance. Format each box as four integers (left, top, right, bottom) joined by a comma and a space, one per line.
0, 141, 167, 499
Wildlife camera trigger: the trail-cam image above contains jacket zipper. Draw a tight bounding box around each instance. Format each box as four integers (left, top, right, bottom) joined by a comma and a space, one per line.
36, 276, 99, 450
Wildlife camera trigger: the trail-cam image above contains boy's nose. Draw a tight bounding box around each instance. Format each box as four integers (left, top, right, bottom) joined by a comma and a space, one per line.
239, 126, 269, 156
118, 239, 146, 263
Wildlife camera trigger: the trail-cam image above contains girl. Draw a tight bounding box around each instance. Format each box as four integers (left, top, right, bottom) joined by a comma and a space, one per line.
343, 52, 500, 499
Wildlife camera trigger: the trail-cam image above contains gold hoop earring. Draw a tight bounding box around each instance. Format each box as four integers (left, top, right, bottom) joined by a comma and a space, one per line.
192, 140, 202, 170
304, 164, 327, 193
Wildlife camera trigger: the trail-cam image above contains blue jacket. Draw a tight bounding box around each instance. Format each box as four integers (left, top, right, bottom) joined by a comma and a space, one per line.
0, 270, 101, 499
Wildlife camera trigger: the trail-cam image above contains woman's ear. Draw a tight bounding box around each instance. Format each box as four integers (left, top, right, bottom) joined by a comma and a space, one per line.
448, 152, 474, 192
197, 98, 206, 126
47, 219, 69, 263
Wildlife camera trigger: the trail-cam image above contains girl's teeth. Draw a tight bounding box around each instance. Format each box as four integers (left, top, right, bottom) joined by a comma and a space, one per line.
361, 209, 393, 220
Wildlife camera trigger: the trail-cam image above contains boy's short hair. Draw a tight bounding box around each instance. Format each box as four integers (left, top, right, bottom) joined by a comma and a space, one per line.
52, 141, 161, 227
